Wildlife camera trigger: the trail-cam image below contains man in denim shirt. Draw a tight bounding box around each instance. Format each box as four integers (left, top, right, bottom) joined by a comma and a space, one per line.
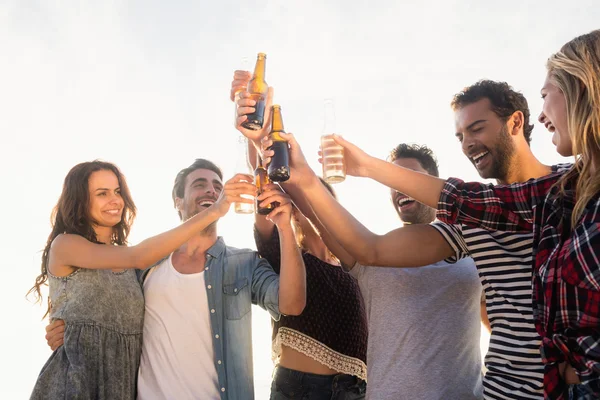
46, 159, 306, 400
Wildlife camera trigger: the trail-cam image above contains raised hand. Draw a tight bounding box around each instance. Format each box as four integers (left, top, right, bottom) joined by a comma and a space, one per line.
261, 132, 318, 188
213, 173, 256, 217
230, 70, 251, 102
320, 135, 374, 178
257, 184, 293, 228
231, 70, 274, 144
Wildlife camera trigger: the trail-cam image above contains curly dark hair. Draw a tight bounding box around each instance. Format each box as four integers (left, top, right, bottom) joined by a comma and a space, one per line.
389, 143, 439, 177
28, 161, 136, 318
451, 80, 534, 144
172, 159, 223, 220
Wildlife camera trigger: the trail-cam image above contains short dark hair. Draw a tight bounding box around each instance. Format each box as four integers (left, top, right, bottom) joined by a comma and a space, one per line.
172, 159, 223, 219
451, 80, 534, 144
389, 144, 439, 177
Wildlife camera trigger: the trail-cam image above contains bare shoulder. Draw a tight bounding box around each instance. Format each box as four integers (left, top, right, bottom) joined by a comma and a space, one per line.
49, 234, 86, 276
51, 233, 88, 248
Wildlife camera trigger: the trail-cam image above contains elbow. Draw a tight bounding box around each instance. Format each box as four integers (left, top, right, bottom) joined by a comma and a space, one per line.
355, 242, 379, 267
280, 296, 306, 316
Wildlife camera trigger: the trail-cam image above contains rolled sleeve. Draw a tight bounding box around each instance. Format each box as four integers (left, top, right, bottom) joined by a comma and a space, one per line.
436, 178, 537, 232
345, 261, 364, 280
250, 254, 281, 321
430, 221, 469, 263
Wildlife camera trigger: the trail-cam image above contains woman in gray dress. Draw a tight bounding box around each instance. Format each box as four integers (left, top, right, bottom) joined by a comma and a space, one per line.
28, 160, 254, 399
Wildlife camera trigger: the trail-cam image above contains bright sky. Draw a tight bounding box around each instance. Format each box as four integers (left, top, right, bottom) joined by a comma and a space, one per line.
1, 1, 598, 398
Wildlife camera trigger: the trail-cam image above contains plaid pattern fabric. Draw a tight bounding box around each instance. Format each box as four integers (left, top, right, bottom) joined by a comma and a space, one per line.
436, 166, 600, 399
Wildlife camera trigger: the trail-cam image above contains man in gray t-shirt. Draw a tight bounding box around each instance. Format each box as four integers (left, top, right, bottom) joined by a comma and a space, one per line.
349, 145, 484, 399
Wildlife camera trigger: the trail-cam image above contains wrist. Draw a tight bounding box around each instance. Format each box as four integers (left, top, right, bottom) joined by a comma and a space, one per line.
276, 220, 293, 232
363, 155, 381, 178
207, 203, 227, 219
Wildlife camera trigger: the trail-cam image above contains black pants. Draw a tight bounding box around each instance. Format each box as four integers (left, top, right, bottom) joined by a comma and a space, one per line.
270, 366, 366, 400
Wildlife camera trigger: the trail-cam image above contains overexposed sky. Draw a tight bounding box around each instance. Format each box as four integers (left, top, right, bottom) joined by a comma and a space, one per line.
1, 1, 598, 397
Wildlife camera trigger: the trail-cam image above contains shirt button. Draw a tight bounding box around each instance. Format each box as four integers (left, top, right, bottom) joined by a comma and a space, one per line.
234, 288, 238, 293
207, 285, 212, 289
206, 267, 209, 271
221, 388, 225, 392
218, 360, 222, 364
211, 309, 215, 313
215, 334, 220, 339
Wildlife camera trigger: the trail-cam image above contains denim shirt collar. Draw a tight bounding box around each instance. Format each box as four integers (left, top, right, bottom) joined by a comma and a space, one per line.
207, 237, 226, 259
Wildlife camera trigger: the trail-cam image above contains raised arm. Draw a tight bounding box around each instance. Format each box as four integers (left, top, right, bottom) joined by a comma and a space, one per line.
49, 174, 256, 274
261, 132, 455, 268
330, 135, 563, 233
259, 189, 306, 316
280, 182, 357, 269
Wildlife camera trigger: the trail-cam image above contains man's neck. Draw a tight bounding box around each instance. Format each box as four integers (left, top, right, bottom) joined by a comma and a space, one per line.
498, 148, 552, 185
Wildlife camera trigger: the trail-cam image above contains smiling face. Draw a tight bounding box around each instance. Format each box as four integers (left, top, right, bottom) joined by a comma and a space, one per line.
88, 169, 125, 231
539, 73, 571, 157
176, 168, 224, 222
390, 157, 436, 225
454, 98, 516, 181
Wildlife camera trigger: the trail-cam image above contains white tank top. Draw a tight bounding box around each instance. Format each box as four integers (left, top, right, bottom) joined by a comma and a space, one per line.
137, 254, 220, 400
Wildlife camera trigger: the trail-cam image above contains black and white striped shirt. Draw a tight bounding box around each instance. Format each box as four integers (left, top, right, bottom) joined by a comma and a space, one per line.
432, 222, 544, 400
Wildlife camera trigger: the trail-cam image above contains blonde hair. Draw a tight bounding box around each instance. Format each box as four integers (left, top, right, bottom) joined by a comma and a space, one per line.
547, 29, 600, 226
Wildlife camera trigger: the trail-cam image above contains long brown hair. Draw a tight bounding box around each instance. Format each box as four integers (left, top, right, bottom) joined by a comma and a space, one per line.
28, 161, 137, 317
548, 30, 600, 226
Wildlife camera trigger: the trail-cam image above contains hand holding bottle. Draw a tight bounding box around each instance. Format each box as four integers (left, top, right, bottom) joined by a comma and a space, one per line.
319, 135, 374, 178
261, 132, 318, 189
213, 174, 256, 217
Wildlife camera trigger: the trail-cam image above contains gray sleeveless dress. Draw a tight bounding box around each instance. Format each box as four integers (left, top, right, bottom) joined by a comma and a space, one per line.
30, 267, 144, 400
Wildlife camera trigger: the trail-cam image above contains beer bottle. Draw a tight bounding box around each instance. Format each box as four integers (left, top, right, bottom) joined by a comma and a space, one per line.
241, 53, 268, 131
267, 105, 290, 182
255, 152, 278, 215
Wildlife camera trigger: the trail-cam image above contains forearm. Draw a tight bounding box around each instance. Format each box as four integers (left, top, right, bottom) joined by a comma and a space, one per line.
365, 156, 445, 209
277, 223, 306, 315
296, 175, 382, 266
282, 183, 356, 268
132, 207, 221, 268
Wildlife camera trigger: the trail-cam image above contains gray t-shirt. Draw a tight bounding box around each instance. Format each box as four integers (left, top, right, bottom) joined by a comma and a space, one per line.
350, 258, 483, 400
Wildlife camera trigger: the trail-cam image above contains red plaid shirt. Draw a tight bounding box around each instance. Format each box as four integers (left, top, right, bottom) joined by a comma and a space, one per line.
436, 166, 600, 399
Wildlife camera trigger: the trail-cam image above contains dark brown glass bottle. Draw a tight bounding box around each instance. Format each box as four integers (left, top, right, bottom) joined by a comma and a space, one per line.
267, 105, 290, 182
255, 154, 278, 215
241, 53, 268, 131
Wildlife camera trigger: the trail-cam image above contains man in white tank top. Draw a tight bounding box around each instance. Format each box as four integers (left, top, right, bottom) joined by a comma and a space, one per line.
137, 159, 306, 400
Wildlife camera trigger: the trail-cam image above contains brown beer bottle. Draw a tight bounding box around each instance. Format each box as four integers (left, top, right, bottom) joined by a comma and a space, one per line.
255, 153, 278, 215
241, 53, 268, 131
267, 105, 290, 182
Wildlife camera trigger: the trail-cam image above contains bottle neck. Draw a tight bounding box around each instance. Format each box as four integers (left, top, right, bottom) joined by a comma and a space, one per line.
271, 108, 284, 132
253, 56, 266, 81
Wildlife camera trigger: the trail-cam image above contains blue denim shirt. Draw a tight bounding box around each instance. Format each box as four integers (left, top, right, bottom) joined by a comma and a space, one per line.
142, 237, 280, 400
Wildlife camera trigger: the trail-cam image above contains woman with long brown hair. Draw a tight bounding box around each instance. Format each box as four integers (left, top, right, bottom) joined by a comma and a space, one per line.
28, 160, 254, 399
